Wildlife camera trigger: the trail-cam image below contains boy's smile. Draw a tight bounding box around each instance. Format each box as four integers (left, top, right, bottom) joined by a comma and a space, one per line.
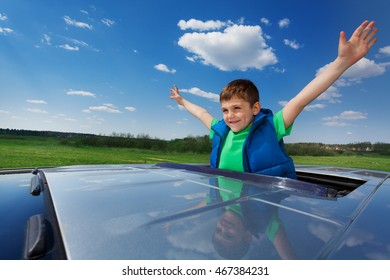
221, 97, 260, 133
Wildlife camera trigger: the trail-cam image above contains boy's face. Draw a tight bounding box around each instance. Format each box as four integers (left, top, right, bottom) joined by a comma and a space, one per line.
214, 211, 249, 243
221, 97, 260, 133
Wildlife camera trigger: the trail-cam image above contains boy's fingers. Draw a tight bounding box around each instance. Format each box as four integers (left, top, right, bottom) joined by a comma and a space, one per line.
360, 23, 376, 40
170, 88, 179, 96
364, 27, 378, 43
367, 37, 378, 50
352, 20, 369, 38
339, 31, 347, 46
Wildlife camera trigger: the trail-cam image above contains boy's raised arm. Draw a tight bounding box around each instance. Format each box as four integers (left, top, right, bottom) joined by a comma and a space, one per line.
170, 84, 214, 130
282, 20, 378, 129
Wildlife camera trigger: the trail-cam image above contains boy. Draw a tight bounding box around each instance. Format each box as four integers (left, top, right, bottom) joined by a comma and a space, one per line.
170, 20, 378, 178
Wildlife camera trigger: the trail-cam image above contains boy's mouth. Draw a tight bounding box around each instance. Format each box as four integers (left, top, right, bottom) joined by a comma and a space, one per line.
228, 119, 240, 125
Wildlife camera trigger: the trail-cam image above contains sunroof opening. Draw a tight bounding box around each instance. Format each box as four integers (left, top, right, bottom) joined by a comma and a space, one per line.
296, 171, 367, 197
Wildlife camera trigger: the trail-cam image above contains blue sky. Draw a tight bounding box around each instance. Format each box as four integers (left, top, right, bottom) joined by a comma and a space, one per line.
0, 0, 389, 144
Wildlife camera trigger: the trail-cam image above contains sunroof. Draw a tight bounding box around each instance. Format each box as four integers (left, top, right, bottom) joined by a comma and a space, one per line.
296, 170, 366, 197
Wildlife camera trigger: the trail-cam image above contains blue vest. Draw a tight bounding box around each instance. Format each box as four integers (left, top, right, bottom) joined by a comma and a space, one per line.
210, 108, 296, 179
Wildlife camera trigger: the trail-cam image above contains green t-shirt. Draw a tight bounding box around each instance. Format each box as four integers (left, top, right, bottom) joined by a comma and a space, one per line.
209, 109, 293, 172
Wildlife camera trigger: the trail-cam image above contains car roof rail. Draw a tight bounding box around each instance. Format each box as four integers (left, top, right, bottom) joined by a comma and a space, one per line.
24, 215, 50, 259
30, 172, 43, 196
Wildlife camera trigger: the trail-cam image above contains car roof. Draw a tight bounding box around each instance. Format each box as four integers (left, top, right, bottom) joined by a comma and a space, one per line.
40, 163, 389, 259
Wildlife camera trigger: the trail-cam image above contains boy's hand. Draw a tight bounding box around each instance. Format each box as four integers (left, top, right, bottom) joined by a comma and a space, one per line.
170, 84, 184, 106
169, 84, 214, 129
338, 20, 378, 67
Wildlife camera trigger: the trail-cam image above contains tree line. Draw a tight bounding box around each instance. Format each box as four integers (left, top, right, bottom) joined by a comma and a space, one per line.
0, 128, 211, 154
285, 142, 390, 156
1, 128, 389, 156
63, 133, 212, 154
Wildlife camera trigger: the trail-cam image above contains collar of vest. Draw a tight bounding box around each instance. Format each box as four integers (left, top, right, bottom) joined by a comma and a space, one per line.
251, 108, 273, 130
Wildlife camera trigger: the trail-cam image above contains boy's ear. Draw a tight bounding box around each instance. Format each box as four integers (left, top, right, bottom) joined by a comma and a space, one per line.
252, 101, 261, 115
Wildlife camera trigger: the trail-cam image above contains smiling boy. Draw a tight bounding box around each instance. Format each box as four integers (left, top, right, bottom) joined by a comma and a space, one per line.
169, 21, 378, 178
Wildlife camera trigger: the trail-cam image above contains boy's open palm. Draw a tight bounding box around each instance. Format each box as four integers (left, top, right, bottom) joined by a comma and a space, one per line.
338, 20, 378, 67
170, 84, 184, 106
169, 84, 214, 129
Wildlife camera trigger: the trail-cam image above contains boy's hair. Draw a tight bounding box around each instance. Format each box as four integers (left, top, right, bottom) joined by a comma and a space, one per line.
220, 79, 259, 106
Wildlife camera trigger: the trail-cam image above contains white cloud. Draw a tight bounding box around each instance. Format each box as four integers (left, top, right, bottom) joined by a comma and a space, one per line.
59, 44, 79, 51
68, 38, 88, 47
323, 111, 367, 121
322, 110, 367, 126
26, 108, 48, 114
380, 62, 390, 68
61, 37, 97, 52
87, 116, 105, 124
180, 87, 219, 102
178, 23, 277, 71
66, 90, 96, 97
176, 118, 188, 125
341, 58, 386, 82
89, 104, 121, 113
278, 101, 288, 107
26, 99, 48, 104
322, 121, 349, 127
125, 106, 136, 112
0, 13, 12, 35
272, 67, 286, 73
278, 18, 290, 29
178, 19, 227, 31
304, 103, 326, 111
317, 86, 342, 104
0, 27, 13, 34
0, 13, 7, 21
185, 56, 196, 63
317, 58, 386, 86
378, 46, 390, 56
44, 34, 92, 51
42, 34, 51, 45
283, 39, 303, 50
102, 18, 115, 27
338, 111, 367, 120
279, 100, 325, 111
154, 63, 176, 73
260, 18, 271, 26
63, 16, 93, 30
0, 109, 10, 114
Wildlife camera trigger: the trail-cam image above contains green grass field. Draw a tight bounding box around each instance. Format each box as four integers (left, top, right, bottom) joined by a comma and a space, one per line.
1, 136, 389, 172
0, 136, 209, 168
291, 155, 390, 171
